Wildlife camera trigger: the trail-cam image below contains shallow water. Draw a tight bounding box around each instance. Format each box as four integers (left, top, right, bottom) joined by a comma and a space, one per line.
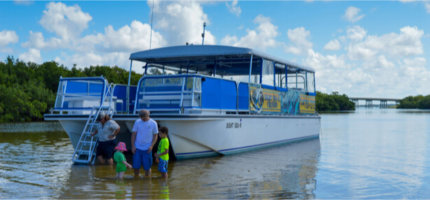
1, 108, 430, 198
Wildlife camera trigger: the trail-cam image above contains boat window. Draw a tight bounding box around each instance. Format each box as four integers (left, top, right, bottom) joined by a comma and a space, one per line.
262, 59, 274, 86
250, 62, 261, 84
287, 68, 306, 90
275, 63, 286, 88
306, 71, 315, 93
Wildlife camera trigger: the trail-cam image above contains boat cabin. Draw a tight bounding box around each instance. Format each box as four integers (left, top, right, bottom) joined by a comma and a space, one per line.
51, 45, 316, 116
130, 45, 316, 115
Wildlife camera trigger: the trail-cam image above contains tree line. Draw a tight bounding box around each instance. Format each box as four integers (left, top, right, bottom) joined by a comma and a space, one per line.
1, 57, 357, 122
397, 95, 430, 109
315, 91, 355, 112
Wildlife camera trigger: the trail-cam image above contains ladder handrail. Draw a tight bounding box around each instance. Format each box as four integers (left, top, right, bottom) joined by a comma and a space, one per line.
72, 83, 115, 164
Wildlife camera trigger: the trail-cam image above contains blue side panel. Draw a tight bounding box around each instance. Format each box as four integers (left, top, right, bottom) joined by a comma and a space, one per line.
221, 81, 237, 109
201, 78, 221, 109
238, 83, 249, 110
65, 81, 104, 95
66, 82, 88, 93
113, 85, 137, 113
89, 83, 103, 94
201, 78, 237, 110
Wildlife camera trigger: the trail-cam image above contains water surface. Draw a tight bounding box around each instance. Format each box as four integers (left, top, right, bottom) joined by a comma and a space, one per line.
1, 108, 430, 198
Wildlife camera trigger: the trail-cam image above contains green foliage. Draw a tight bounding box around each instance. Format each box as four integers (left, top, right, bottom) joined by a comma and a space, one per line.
0, 57, 142, 122
398, 95, 430, 109
316, 91, 355, 112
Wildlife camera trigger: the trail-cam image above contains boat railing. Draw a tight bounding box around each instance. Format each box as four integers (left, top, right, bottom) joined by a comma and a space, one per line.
52, 77, 121, 115
135, 75, 203, 114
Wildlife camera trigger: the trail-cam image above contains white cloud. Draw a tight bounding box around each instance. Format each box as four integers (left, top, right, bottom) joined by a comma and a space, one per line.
152, 0, 215, 45
304, 25, 429, 98
0, 30, 19, 47
221, 15, 278, 50
348, 26, 423, 60
347, 25, 367, 41
22, 31, 64, 49
39, 2, 92, 40
344, 6, 365, 23
59, 20, 166, 68
21, 2, 165, 69
19, 48, 42, 63
0, 30, 19, 53
284, 27, 312, 55
226, 0, 241, 16
97, 20, 166, 52
324, 39, 341, 51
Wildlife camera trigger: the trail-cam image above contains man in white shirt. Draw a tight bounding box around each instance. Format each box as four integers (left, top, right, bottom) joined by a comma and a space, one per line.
131, 110, 158, 177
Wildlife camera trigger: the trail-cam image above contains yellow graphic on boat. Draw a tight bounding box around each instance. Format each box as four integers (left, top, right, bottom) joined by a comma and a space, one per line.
299, 94, 315, 114
249, 85, 280, 113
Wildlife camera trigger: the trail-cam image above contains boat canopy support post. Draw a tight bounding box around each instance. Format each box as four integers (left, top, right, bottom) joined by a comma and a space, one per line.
248, 54, 253, 83
126, 60, 133, 113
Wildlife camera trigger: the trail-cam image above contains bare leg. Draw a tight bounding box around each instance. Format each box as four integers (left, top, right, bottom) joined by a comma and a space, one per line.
144, 169, 151, 177
97, 155, 105, 164
134, 169, 140, 177
162, 172, 168, 179
117, 172, 125, 179
107, 158, 114, 166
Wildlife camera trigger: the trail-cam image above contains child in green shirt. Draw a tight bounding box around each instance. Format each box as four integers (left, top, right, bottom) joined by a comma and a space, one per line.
113, 142, 132, 179
154, 126, 169, 179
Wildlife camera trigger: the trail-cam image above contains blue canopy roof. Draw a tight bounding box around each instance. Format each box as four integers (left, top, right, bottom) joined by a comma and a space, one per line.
130, 45, 314, 72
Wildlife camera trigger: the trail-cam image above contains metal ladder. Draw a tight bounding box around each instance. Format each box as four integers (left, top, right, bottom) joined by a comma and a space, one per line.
72, 84, 115, 164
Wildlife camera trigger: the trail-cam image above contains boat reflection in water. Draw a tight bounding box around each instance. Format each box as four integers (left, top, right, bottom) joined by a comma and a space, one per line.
58, 139, 320, 199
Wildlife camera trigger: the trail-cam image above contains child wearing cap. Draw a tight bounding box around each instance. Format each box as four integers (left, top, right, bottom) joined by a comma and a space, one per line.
113, 142, 132, 179
154, 126, 170, 179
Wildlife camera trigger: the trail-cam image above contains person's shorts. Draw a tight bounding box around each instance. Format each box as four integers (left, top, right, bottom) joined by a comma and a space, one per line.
158, 158, 168, 173
133, 149, 152, 171
96, 140, 116, 159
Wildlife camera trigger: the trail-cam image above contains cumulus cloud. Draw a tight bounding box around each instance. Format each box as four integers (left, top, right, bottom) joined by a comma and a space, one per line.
21, 2, 165, 69
221, 15, 278, 50
0, 30, 19, 52
0, 30, 19, 53
347, 26, 423, 60
347, 25, 367, 41
151, 0, 215, 45
95, 20, 165, 52
303, 25, 428, 98
284, 27, 312, 55
19, 48, 42, 63
40, 2, 92, 40
226, 0, 241, 16
324, 39, 341, 51
344, 6, 364, 23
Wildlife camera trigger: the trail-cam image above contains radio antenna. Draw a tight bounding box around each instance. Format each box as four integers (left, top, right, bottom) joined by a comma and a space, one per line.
149, 0, 155, 49
201, 22, 206, 45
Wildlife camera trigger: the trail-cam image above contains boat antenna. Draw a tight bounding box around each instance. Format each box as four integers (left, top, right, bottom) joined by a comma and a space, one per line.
201, 22, 206, 45
149, 0, 155, 49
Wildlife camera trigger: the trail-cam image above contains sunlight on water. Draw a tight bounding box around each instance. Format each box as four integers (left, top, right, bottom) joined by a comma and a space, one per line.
1, 108, 430, 198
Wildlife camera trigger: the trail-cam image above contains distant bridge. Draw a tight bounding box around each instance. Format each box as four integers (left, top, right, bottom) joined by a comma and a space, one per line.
349, 97, 401, 108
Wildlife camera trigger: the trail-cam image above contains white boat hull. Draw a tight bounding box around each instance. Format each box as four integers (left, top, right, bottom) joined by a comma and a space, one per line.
55, 115, 320, 160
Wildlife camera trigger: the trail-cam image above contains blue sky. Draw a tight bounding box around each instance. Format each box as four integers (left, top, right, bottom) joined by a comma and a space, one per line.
1, 0, 430, 98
